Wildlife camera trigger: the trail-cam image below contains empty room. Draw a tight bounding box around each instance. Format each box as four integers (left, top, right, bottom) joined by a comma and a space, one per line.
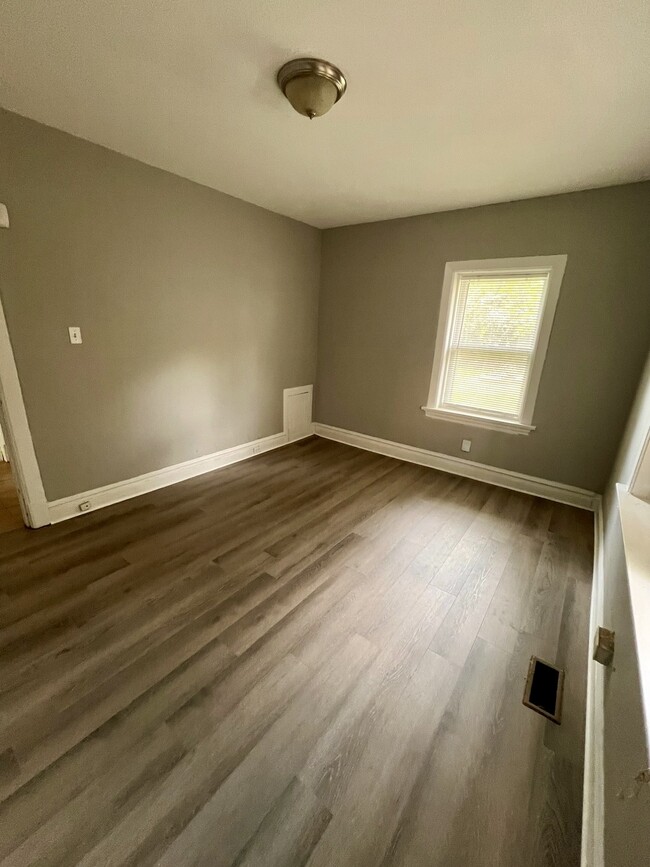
0, 2, 648, 865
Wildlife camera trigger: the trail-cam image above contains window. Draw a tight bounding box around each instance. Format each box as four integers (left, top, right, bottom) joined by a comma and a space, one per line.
423, 255, 567, 434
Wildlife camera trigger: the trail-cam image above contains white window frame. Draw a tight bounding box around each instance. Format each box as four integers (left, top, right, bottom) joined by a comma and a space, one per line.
422, 255, 567, 435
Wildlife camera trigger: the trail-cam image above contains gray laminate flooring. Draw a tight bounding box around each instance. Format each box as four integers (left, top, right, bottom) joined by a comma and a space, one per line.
0, 437, 593, 866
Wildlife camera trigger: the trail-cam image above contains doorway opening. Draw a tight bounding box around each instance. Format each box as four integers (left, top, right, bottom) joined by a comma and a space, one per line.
0, 415, 24, 533
0, 281, 50, 529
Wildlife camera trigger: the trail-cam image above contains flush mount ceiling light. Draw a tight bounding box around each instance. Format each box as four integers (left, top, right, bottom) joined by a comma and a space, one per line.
277, 58, 347, 119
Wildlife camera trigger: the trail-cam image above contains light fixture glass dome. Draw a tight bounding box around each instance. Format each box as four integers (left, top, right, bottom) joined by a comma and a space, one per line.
277, 58, 347, 120
284, 75, 338, 119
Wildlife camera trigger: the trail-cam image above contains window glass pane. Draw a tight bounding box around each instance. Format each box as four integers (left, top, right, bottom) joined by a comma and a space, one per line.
441, 272, 549, 419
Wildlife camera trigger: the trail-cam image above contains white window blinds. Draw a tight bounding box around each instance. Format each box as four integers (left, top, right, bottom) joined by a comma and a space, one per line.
439, 271, 550, 420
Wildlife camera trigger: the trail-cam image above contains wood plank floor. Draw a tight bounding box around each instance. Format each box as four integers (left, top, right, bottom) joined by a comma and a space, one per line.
0, 463, 23, 535
0, 437, 593, 866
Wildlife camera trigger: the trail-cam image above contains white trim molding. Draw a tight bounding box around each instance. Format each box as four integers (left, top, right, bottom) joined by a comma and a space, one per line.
616, 484, 650, 749
0, 293, 50, 527
426, 254, 567, 433
581, 501, 605, 867
629, 426, 650, 501
48, 431, 288, 523
313, 422, 600, 511
421, 405, 536, 435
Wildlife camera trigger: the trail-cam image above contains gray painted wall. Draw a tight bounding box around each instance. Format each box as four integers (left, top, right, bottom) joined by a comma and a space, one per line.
317, 183, 650, 492
2, 106, 649, 504
0, 109, 320, 500
601, 352, 649, 867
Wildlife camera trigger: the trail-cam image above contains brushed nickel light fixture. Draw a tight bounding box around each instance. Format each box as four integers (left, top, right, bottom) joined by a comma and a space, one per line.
277, 58, 347, 119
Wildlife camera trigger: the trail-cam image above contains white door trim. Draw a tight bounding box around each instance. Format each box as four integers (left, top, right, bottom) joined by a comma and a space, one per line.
581, 502, 605, 867
0, 292, 50, 527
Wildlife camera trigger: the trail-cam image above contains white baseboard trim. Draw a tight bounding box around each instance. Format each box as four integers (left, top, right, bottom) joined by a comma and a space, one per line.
581, 503, 605, 867
48, 431, 289, 523
313, 422, 600, 511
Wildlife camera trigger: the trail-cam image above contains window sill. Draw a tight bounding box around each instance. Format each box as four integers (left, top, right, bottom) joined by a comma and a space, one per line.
421, 406, 535, 435
616, 483, 650, 747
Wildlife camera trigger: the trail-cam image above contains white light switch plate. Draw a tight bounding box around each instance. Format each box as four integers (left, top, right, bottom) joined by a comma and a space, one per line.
68, 326, 82, 344
461, 439, 472, 453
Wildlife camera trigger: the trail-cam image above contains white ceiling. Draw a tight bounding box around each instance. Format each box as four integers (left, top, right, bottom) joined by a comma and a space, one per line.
1, 0, 649, 228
